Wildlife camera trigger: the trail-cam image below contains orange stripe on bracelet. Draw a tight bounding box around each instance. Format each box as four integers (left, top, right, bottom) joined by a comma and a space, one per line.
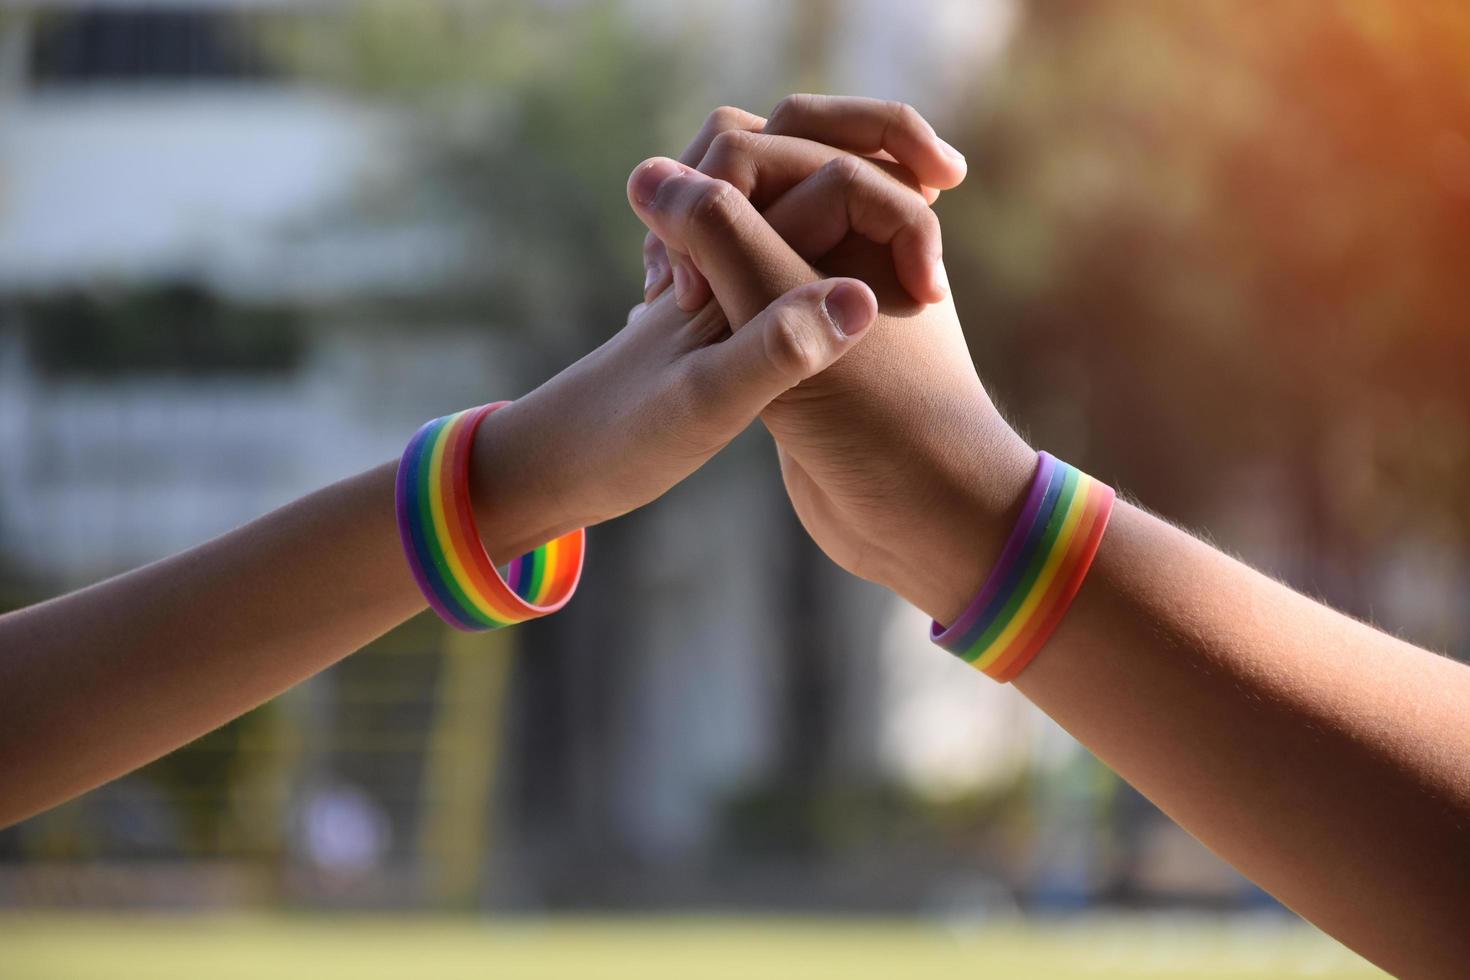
931, 453, 1114, 682
988, 480, 1112, 681
395, 402, 586, 631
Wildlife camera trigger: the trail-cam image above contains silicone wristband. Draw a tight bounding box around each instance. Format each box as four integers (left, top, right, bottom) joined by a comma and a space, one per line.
931, 452, 1114, 682
395, 401, 585, 631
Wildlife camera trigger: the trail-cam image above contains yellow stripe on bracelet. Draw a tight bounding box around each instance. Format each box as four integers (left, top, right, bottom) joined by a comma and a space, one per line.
971, 471, 1094, 673
395, 402, 586, 631
931, 453, 1115, 682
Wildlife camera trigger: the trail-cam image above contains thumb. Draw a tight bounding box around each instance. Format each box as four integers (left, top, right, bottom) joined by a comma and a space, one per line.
682, 278, 877, 435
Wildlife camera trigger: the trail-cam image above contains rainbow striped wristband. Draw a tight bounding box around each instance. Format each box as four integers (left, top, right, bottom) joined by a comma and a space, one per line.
395, 401, 585, 631
931, 452, 1114, 682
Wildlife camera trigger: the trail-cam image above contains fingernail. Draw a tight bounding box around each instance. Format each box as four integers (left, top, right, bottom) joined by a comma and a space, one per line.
823, 282, 875, 336
631, 158, 683, 207
937, 138, 966, 164
673, 264, 691, 305
644, 261, 663, 293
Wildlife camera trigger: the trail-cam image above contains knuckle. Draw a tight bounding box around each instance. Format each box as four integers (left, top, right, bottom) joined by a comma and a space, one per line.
763, 309, 818, 379
687, 178, 742, 233
768, 93, 812, 128
816, 156, 871, 225
707, 128, 743, 155
706, 105, 745, 133
887, 99, 921, 131
703, 129, 757, 179
821, 153, 867, 189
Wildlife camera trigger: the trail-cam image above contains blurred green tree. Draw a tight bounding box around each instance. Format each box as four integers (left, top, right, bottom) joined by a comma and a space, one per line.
274, 0, 722, 360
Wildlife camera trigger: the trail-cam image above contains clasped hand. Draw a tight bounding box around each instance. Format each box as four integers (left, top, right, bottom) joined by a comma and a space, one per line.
477, 95, 1035, 626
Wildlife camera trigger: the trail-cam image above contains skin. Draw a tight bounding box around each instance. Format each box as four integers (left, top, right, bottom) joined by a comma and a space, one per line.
1, 93, 1465, 977
634, 96, 1470, 979
0, 225, 884, 829
1020, 506, 1470, 980
632, 98, 1035, 619
0, 98, 957, 829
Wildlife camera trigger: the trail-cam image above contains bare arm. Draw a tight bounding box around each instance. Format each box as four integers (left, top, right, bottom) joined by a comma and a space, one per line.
0, 255, 880, 829
0, 463, 419, 828
633, 94, 1470, 978
0, 95, 965, 835
1013, 503, 1470, 979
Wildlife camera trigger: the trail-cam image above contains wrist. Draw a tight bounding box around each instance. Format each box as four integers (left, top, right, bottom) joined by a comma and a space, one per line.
877, 426, 1038, 626
467, 401, 584, 563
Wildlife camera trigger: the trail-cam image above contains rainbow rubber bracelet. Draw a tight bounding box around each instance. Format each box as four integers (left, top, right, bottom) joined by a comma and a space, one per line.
932, 452, 1114, 682
395, 401, 585, 631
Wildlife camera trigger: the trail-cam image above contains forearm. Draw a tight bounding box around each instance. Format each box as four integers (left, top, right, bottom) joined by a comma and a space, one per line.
0, 264, 862, 829
0, 462, 424, 828
634, 89, 1468, 975
1014, 502, 1470, 978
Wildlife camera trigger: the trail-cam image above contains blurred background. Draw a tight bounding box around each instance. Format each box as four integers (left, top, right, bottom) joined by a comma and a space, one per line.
2, 0, 1466, 976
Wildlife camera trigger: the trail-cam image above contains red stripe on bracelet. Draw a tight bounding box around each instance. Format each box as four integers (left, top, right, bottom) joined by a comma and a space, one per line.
931, 452, 1114, 682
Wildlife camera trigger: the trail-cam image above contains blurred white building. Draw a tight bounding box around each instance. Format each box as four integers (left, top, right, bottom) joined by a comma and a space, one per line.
0, 0, 449, 298
0, 1, 505, 581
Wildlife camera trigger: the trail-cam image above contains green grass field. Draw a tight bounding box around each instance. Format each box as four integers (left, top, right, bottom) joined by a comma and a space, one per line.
0, 914, 1383, 980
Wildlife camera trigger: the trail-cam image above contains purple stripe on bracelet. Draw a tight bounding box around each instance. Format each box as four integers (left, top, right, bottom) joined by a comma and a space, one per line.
965, 459, 1068, 636
931, 452, 1057, 642
395, 423, 483, 632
